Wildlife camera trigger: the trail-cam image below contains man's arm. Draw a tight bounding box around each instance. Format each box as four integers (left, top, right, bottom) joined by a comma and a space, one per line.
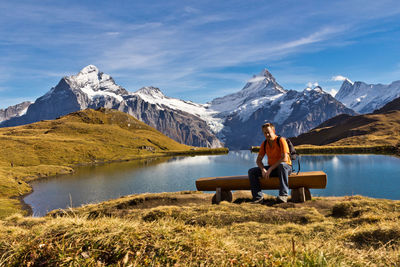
264, 153, 289, 178
264, 138, 290, 179
256, 153, 268, 179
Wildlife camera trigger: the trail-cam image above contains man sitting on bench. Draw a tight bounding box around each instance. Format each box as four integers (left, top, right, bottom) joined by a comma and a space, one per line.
248, 122, 292, 204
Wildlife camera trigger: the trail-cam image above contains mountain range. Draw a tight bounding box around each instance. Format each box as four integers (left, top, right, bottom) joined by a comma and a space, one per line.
335, 79, 400, 113
2, 65, 400, 149
0, 101, 32, 123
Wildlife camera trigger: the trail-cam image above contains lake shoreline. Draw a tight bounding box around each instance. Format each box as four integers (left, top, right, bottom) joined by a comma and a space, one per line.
251, 144, 400, 156
15, 147, 229, 218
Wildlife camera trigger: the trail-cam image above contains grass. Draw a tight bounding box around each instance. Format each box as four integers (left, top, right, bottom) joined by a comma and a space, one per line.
1, 108, 399, 265
289, 110, 400, 151
0, 108, 228, 218
0, 191, 399, 266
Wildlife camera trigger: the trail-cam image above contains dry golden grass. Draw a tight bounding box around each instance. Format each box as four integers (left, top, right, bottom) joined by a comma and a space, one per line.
291, 110, 400, 149
0, 191, 399, 266
0, 108, 227, 218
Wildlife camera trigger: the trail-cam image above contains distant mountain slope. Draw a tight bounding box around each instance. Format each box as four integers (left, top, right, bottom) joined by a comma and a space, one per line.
208, 69, 286, 120
0, 65, 358, 149
335, 79, 400, 114
373, 96, 400, 114
291, 108, 400, 146
0, 108, 192, 168
221, 86, 356, 149
0, 66, 222, 148
0, 101, 32, 123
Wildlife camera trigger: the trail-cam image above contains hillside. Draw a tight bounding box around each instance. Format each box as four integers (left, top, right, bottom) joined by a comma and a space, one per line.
0, 108, 227, 218
374, 96, 400, 114
0, 191, 399, 265
290, 109, 400, 147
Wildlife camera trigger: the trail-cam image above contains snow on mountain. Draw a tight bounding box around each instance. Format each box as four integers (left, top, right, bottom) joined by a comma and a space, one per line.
0, 101, 32, 123
0, 65, 223, 148
335, 79, 400, 113
0, 65, 360, 149
208, 69, 286, 120
133, 86, 224, 133
66, 65, 128, 102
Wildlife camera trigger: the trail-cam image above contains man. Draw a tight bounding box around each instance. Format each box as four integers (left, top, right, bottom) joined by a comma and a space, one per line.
248, 122, 292, 203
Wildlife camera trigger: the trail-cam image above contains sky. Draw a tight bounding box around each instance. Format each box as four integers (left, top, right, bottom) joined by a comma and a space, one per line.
1, 0, 400, 109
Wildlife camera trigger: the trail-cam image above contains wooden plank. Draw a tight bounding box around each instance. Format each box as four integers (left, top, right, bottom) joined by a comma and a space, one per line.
196, 171, 327, 191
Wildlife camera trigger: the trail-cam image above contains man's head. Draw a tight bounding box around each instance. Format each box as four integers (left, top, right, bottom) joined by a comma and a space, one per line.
262, 122, 276, 140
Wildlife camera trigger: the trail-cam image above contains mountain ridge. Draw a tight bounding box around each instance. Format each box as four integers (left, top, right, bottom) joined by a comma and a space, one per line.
5, 65, 395, 149
335, 79, 400, 113
290, 98, 400, 146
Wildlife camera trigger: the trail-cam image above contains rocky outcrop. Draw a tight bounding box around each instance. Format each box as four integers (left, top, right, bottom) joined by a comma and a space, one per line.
0, 101, 32, 123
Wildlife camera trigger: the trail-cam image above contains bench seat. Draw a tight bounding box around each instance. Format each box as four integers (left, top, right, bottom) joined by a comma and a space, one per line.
195, 171, 327, 203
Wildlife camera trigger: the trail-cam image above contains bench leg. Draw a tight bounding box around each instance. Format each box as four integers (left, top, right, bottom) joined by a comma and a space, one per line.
216, 188, 221, 204
212, 189, 233, 204
291, 187, 312, 203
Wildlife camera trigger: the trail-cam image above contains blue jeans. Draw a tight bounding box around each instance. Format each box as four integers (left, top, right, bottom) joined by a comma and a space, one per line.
248, 163, 292, 200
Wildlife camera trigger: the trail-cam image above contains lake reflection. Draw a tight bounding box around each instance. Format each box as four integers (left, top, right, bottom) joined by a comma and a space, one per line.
24, 151, 400, 216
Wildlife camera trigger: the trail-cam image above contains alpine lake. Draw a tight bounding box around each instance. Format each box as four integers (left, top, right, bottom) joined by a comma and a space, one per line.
24, 151, 400, 216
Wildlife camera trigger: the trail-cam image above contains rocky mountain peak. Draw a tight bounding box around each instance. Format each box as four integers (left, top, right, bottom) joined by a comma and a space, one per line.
335, 78, 400, 113
303, 85, 326, 95
243, 68, 285, 95
68, 65, 103, 89
62, 65, 128, 98
78, 64, 99, 75
259, 68, 275, 81
0, 101, 32, 123
134, 86, 166, 99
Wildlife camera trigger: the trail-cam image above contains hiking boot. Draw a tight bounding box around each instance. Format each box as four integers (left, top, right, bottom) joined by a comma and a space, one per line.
251, 197, 264, 204
276, 195, 288, 203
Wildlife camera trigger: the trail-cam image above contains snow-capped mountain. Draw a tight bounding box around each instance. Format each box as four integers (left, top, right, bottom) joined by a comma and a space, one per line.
1, 65, 222, 148
208, 69, 286, 120
335, 79, 400, 113
0, 101, 32, 123
1, 65, 358, 149
220, 85, 356, 149
133, 86, 224, 134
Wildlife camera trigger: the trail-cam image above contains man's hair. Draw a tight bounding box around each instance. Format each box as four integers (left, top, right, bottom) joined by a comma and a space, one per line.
261, 122, 275, 130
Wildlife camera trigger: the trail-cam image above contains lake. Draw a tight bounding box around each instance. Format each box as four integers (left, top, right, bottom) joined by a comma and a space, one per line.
24, 151, 400, 216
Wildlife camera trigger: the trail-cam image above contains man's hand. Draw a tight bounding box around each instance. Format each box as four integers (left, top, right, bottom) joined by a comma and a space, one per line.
265, 168, 272, 179
261, 168, 271, 179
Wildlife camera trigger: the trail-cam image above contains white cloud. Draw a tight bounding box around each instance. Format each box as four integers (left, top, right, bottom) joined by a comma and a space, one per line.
2, 1, 400, 103
184, 6, 200, 14
329, 88, 338, 97
332, 75, 348, 81
306, 82, 319, 88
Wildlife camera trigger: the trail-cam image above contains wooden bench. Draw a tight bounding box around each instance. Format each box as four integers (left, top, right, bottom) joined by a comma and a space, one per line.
196, 171, 327, 204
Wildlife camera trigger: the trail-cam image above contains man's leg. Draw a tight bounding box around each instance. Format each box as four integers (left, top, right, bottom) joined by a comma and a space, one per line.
276, 163, 292, 196
248, 167, 264, 200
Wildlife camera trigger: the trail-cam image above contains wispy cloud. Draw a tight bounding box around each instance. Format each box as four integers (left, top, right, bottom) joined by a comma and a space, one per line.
332, 75, 351, 83
1, 1, 400, 103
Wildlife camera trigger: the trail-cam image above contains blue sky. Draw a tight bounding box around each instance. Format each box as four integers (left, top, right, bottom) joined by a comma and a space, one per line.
1, 0, 400, 108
